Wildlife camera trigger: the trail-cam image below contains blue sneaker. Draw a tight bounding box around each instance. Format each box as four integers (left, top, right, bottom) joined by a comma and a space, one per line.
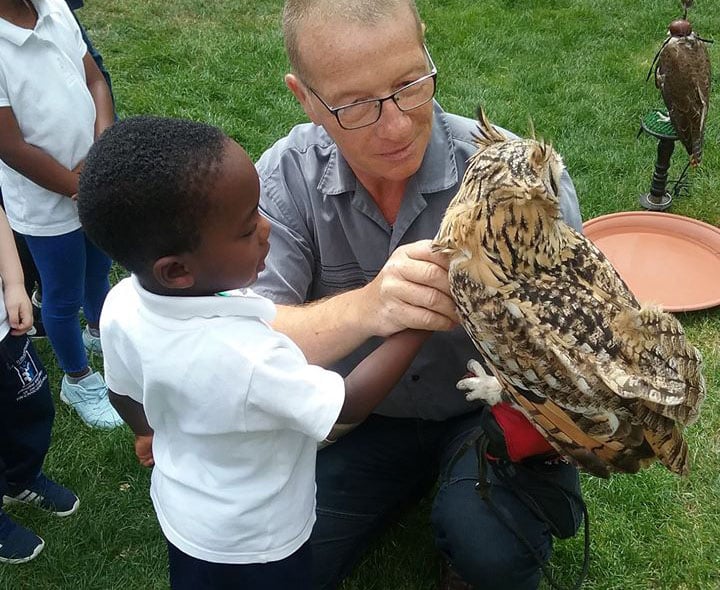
60, 372, 123, 429
0, 512, 44, 564
4, 473, 79, 517
82, 326, 103, 356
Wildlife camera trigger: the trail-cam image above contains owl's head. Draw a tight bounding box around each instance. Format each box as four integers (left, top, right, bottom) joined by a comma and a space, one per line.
434, 109, 568, 264
469, 108, 566, 213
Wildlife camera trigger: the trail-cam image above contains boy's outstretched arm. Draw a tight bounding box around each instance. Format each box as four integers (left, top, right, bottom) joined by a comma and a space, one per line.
0, 208, 32, 334
108, 390, 155, 467
337, 329, 431, 425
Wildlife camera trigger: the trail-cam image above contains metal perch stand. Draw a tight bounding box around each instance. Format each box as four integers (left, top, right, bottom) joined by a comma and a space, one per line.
638, 111, 679, 211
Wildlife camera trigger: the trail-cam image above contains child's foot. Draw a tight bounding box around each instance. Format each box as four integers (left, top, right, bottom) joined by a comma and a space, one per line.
0, 511, 44, 564
60, 371, 123, 429
82, 326, 103, 356
3, 473, 79, 517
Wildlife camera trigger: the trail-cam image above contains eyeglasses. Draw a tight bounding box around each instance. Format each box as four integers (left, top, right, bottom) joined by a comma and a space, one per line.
304, 45, 437, 130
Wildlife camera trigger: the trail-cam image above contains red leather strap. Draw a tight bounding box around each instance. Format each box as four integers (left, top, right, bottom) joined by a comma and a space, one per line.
490, 403, 555, 461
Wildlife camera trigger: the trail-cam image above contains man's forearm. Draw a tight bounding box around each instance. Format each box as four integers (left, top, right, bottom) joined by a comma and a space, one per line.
273, 288, 377, 366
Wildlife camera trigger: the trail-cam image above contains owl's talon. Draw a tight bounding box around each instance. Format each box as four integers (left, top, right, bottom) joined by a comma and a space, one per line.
457, 359, 503, 404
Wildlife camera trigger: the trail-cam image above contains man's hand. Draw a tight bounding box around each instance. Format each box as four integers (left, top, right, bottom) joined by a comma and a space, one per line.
362, 239, 459, 336
4, 283, 33, 335
134, 434, 154, 467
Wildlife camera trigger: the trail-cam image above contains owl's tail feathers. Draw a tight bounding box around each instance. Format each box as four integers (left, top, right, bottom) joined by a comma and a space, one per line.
637, 406, 691, 476
508, 390, 640, 478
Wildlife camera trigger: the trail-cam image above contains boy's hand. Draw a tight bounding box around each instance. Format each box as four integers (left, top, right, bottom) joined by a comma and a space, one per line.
4, 284, 33, 335
134, 434, 155, 467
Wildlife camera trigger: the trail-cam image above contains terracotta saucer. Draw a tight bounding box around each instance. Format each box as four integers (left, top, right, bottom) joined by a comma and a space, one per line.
583, 212, 720, 312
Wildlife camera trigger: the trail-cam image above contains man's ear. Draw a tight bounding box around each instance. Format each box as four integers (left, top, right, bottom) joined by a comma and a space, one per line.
152, 255, 195, 290
285, 73, 320, 125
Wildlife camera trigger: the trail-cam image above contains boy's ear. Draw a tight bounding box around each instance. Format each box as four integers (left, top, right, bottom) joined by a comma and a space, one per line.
152, 256, 195, 290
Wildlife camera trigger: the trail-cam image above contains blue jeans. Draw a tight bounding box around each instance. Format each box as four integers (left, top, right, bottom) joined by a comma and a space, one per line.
0, 333, 53, 501
23, 229, 112, 374
167, 540, 312, 590
312, 412, 583, 590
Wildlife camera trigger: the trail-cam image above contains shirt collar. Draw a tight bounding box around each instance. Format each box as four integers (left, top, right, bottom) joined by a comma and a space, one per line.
130, 275, 277, 323
0, 0, 60, 46
317, 101, 460, 197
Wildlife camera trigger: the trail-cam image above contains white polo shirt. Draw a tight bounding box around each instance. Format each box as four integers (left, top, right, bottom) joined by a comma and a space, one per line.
0, 0, 94, 236
101, 277, 345, 564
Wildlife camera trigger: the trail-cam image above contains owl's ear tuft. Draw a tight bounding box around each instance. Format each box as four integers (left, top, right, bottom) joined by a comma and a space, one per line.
528, 142, 551, 171
473, 107, 507, 147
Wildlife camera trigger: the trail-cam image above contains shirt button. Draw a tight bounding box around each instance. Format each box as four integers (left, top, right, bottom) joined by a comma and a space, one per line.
411, 374, 420, 382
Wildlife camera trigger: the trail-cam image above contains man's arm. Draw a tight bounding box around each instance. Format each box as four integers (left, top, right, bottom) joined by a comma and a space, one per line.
272, 240, 458, 366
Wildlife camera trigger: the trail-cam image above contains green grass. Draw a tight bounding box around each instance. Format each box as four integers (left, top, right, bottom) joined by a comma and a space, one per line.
1, 1, 719, 588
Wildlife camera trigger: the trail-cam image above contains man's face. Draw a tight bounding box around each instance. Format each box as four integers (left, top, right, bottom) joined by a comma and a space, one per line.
292, 9, 434, 187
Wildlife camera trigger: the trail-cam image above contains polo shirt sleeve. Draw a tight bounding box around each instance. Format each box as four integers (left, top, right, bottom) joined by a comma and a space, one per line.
245, 339, 345, 442
99, 287, 144, 404
255, 154, 316, 305
558, 169, 583, 232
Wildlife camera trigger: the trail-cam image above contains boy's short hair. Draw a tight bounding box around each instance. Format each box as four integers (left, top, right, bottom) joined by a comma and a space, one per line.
78, 116, 227, 274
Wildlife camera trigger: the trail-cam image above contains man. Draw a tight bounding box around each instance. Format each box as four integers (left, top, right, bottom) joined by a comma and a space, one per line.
254, 1, 585, 588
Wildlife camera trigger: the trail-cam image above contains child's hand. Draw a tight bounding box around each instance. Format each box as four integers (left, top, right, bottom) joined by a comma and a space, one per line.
134, 434, 155, 467
4, 284, 33, 335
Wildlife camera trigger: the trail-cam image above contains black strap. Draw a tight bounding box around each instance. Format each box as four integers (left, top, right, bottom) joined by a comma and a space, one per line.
446, 425, 590, 590
474, 435, 591, 590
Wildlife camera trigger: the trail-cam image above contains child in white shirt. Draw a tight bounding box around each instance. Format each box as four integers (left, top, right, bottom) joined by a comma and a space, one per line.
77, 115, 429, 590
0, 0, 119, 429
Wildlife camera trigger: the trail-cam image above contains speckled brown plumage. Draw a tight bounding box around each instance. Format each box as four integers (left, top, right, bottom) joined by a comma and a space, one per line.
433, 110, 706, 477
655, 22, 711, 166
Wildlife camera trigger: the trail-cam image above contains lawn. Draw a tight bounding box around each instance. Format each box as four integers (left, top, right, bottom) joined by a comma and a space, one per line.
1, 1, 719, 589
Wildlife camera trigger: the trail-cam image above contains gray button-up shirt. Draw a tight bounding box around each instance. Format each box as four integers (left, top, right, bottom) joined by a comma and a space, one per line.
255, 102, 582, 420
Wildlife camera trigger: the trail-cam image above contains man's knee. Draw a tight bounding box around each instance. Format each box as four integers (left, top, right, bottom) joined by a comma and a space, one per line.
432, 487, 550, 588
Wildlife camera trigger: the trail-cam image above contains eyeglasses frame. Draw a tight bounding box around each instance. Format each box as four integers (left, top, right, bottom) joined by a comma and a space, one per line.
302, 45, 438, 130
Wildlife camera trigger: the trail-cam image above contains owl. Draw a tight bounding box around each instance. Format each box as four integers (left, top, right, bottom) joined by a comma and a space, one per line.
651, 16, 711, 166
432, 110, 705, 478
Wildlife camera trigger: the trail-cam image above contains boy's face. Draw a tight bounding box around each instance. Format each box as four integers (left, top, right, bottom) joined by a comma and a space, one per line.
184, 140, 270, 294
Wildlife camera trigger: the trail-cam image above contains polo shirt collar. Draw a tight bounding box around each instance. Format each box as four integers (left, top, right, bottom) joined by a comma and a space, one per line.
131, 276, 277, 323
0, 0, 60, 45
317, 101, 459, 197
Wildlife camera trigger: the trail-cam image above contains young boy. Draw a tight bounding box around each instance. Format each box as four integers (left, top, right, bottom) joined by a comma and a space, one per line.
77, 116, 430, 590
0, 207, 79, 564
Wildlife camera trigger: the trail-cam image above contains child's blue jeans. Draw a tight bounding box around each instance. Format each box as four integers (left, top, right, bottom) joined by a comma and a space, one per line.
23, 229, 112, 374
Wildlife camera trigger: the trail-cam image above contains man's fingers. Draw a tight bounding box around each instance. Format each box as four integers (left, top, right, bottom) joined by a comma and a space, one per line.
400, 239, 452, 271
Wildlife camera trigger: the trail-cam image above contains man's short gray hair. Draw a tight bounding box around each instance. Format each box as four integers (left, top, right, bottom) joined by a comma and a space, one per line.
283, 0, 424, 82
